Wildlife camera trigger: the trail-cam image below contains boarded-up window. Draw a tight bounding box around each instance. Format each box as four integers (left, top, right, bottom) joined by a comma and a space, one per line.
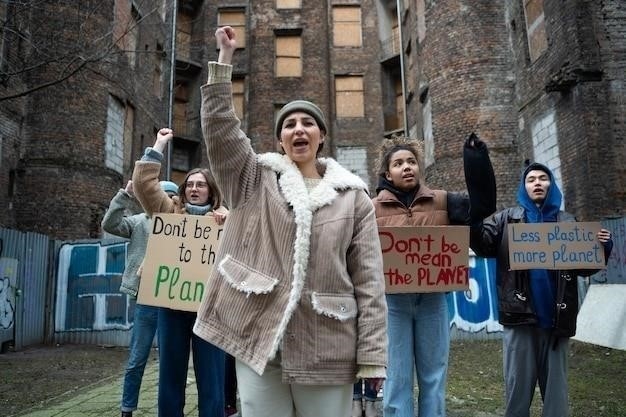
391, 14, 400, 56
276, 0, 301, 8
275, 35, 302, 77
335, 75, 364, 118
104, 96, 125, 174
113, 0, 131, 50
333, 6, 362, 47
177, 13, 192, 60
123, 104, 134, 176
218, 10, 246, 49
173, 84, 190, 136
113, 0, 139, 67
153, 43, 164, 98
395, 77, 404, 128
233, 78, 245, 119
524, 0, 548, 62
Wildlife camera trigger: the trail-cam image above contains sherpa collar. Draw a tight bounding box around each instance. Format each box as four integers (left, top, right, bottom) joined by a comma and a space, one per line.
257, 153, 368, 211
255, 152, 367, 358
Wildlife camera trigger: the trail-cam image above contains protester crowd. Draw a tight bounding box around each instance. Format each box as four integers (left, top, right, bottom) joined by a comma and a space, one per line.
100, 25, 613, 417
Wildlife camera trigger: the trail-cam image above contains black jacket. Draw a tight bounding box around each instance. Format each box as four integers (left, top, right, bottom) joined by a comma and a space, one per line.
470, 207, 610, 338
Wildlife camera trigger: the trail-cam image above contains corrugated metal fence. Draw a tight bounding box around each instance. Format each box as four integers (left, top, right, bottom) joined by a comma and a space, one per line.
2, 216, 624, 350
0, 227, 50, 350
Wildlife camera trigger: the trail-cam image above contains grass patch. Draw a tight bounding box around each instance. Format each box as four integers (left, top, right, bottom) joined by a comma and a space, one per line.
446, 339, 626, 417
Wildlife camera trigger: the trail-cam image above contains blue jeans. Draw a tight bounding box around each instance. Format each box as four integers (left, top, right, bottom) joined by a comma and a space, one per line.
158, 308, 225, 417
383, 293, 449, 417
121, 303, 158, 412
354, 379, 378, 401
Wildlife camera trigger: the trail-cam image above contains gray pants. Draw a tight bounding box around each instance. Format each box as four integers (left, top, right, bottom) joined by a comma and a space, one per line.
503, 326, 569, 417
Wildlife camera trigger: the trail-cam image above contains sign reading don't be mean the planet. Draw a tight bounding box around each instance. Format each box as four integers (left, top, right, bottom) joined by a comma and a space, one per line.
138, 213, 223, 312
379, 226, 470, 294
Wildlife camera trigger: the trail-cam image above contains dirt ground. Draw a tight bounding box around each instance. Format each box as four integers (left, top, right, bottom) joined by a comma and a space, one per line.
0, 343, 130, 417
1, 339, 625, 417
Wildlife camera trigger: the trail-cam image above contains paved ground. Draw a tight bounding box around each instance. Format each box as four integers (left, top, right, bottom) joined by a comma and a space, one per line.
14, 359, 497, 417
16, 359, 197, 417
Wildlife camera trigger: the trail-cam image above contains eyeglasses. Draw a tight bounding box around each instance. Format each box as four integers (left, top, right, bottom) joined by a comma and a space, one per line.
186, 181, 208, 189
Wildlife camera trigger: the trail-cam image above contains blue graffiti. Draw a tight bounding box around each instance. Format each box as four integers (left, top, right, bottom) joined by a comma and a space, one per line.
56, 242, 137, 331
447, 255, 502, 333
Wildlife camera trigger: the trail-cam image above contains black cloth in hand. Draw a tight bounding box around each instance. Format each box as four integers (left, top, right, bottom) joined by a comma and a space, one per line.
463, 132, 496, 223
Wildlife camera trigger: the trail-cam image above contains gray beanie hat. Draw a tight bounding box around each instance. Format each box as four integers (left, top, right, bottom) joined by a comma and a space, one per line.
274, 100, 328, 139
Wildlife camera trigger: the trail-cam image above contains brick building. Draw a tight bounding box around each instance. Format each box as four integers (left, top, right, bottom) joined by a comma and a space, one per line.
0, 0, 177, 239
396, 0, 624, 218
0, 0, 623, 240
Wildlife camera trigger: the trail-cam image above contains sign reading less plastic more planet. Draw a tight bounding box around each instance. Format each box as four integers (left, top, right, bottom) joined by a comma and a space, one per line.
507, 222, 606, 270
138, 213, 224, 312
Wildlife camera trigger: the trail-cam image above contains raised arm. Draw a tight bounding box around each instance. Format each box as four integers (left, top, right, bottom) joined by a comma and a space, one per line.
101, 181, 144, 238
201, 26, 259, 209
131, 129, 177, 216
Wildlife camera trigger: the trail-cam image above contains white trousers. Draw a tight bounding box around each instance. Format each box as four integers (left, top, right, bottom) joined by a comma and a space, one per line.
236, 357, 352, 417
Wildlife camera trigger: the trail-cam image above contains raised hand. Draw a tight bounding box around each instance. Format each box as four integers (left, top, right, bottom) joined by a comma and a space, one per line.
124, 180, 134, 197
216, 26, 237, 64
153, 127, 174, 153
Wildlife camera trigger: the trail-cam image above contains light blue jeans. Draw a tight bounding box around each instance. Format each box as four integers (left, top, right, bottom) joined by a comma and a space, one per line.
121, 303, 158, 412
383, 293, 449, 417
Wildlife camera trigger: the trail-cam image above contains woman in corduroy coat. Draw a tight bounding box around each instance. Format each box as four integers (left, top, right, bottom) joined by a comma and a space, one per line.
191, 26, 388, 417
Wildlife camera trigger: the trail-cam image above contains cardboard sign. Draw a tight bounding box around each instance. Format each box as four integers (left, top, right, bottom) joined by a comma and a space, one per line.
379, 226, 469, 294
138, 213, 223, 312
507, 222, 605, 270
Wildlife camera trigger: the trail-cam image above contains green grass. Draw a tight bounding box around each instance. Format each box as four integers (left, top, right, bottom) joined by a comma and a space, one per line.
446, 339, 626, 417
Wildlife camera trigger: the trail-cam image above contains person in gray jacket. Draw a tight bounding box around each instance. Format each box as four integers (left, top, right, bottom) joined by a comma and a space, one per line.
192, 26, 387, 417
102, 179, 178, 417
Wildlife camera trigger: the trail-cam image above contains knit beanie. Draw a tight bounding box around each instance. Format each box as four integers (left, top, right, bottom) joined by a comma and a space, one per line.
159, 180, 179, 195
274, 100, 328, 139
522, 162, 551, 181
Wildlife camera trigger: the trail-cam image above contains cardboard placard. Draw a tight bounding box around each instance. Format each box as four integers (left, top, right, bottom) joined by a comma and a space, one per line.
138, 213, 223, 312
507, 222, 605, 270
379, 226, 469, 294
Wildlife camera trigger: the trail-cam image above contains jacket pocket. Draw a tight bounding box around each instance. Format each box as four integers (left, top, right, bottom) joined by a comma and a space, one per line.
217, 254, 279, 295
311, 292, 358, 321
311, 292, 358, 363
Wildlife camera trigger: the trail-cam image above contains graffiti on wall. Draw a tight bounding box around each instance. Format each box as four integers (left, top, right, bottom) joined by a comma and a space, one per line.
590, 218, 626, 284
447, 254, 502, 333
55, 241, 504, 334
0, 258, 18, 331
55, 241, 134, 332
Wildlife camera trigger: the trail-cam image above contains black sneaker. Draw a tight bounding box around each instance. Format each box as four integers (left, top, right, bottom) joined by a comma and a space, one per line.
121, 412, 132, 417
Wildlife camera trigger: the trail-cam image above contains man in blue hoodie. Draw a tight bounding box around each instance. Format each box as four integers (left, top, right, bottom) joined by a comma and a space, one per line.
470, 162, 613, 417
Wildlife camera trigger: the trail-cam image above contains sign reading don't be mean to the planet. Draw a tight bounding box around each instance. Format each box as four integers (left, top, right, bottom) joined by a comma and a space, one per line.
138, 213, 223, 312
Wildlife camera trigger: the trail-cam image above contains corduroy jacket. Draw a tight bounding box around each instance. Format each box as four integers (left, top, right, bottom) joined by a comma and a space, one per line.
192, 70, 388, 384
101, 189, 149, 297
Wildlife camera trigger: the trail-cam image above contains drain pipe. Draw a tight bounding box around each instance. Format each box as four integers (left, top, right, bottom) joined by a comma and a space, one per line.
166, 0, 177, 180
396, 0, 408, 133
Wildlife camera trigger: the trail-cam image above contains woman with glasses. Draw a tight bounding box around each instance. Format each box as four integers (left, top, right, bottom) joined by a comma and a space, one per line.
131, 128, 229, 417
